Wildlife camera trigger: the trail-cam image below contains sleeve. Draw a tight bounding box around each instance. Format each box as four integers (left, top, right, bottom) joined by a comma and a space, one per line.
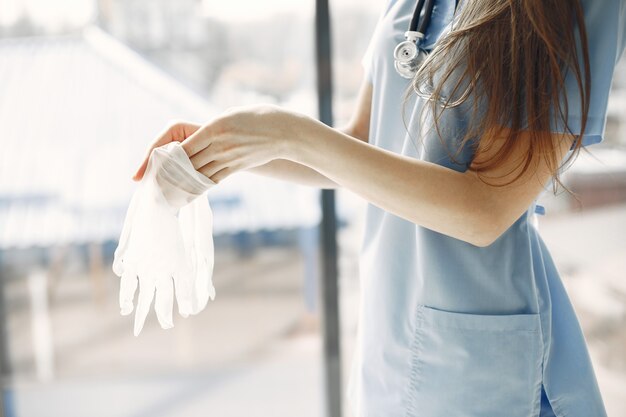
361, 0, 396, 84
550, 0, 626, 149
617, 0, 626, 62
361, 31, 376, 84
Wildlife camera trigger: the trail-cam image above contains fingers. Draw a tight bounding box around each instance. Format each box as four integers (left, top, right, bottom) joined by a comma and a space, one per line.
194, 195, 215, 305
208, 280, 216, 301
133, 121, 201, 181
133, 275, 156, 337
112, 186, 143, 275
181, 116, 227, 158
194, 257, 212, 311
176, 208, 195, 317
173, 269, 193, 318
189, 145, 216, 170
180, 129, 203, 159
132, 159, 150, 182
119, 267, 138, 315
188, 195, 216, 310
154, 275, 174, 329
133, 141, 163, 182
126, 272, 178, 335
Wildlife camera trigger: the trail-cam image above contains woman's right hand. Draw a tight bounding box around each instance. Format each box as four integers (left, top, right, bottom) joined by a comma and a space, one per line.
132, 121, 201, 181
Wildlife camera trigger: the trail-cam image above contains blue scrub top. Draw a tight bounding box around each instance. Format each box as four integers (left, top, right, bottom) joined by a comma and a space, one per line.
347, 1, 626, 416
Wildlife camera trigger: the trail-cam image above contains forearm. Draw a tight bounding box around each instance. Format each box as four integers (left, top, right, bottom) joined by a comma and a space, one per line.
245, 158, 338, 189
245, 125, 356, 189
286, 118, 493, 247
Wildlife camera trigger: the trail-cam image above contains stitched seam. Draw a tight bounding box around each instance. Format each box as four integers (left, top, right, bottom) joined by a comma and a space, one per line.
531, 326, 545, 417
404, 306, 425, 417
537, 316, 565, 417
549, 396, 565, 417
418, 324, 540, 332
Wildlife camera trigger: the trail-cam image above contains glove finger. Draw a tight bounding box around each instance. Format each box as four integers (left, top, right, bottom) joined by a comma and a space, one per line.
154, 275, 174, 329
173, 275, 192, 318
193, 196, 216, 307
177, 204, 195, 261
112, 185, 144, 276
193, 257, 211, 311
188, 193, 214, 314
194, 194, 214, 255
206, 262, 216, 301
172, 211, 194, 317
119, 267, 138, 315
133, 276, 156, 337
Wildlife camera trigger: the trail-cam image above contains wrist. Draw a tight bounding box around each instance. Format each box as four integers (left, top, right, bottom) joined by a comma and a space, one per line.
282, 113, 317, 164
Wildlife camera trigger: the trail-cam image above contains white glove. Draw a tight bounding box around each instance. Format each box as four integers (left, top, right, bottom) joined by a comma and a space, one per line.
112, 142, 216, 336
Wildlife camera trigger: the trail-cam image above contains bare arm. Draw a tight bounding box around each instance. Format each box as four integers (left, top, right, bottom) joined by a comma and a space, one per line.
130, 81, 373, 184
245, 81, 373, 189
284, 119, 574, 248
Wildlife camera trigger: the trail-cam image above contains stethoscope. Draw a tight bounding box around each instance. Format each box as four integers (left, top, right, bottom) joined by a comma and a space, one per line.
394, 0, 460, 79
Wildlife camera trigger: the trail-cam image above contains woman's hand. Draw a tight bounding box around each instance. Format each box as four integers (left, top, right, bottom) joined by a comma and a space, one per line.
181, 104, 306, 184
133, 103, 308, 184
132, 121, 201, 181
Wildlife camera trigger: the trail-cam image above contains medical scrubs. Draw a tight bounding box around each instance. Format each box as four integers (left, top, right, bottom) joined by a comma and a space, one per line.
346, 0, 626, 416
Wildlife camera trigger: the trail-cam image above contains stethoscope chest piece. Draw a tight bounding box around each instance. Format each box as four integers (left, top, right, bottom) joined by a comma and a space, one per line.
394, 0, 458, 79
394, 34, 421, 62
393, 31, 428, 79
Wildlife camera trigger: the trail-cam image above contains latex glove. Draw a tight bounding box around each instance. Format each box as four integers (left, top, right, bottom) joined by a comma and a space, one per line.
156, 143, 216, 312
179, 191, 216, 313
112, 142, 216, 336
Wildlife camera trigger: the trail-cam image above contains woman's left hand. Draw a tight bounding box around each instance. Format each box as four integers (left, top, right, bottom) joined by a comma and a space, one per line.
181, 103, 309, 184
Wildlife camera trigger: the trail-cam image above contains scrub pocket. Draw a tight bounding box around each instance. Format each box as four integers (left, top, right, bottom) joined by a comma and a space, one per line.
404, 305, 543, 417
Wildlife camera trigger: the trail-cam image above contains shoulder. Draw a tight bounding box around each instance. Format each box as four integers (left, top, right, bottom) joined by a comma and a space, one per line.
579, 0, 626, 64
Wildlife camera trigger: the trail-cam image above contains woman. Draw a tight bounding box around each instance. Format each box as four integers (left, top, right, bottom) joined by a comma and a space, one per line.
132, 0, 625, 415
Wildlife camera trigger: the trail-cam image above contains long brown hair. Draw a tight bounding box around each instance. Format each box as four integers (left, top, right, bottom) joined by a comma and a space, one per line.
401, 0, 591, 198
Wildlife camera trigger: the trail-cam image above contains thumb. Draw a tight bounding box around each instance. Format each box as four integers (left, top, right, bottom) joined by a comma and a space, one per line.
132, 159, 149, 182
132, 121, 202, 181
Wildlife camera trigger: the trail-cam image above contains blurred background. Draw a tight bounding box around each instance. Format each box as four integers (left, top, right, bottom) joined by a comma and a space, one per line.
0, 0, 625, 416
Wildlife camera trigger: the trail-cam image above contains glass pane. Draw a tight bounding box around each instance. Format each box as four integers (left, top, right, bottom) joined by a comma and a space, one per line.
328, 2, 387, 417
0, 1, 338, 416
